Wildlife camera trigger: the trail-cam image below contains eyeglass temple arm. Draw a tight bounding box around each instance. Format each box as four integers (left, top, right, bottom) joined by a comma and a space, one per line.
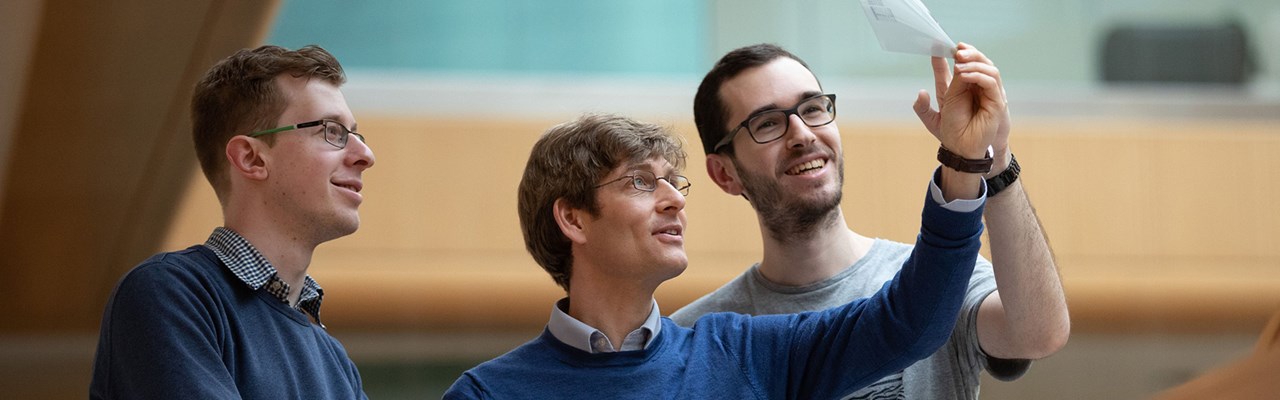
248, 120, 326, 138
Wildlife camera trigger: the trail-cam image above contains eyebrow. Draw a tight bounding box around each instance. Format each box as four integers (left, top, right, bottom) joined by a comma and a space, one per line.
743, 90, 826, 120
318, 116, 357, 132
620, 162, 679, 176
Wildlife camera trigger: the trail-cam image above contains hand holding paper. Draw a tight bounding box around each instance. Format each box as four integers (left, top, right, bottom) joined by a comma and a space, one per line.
859, 0, 956, 58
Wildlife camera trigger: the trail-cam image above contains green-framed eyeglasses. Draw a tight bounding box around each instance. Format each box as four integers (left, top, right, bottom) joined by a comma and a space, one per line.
248, 119, 365, 149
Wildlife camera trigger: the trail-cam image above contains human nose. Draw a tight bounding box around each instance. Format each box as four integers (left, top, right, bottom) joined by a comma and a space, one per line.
345, 135, 376, 170
654, 179, 686, 212
783, 113, 817, 149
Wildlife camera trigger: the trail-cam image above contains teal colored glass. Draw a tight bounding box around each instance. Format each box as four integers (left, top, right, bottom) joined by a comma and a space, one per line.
248, 119, 366, 149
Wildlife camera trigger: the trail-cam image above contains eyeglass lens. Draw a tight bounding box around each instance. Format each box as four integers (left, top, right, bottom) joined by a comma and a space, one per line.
745, 95, 835, 143
628, 171, 691, 196
321, 121, 365, 149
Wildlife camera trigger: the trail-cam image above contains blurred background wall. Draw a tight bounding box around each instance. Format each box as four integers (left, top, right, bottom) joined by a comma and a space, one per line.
3, 0, 1279, 398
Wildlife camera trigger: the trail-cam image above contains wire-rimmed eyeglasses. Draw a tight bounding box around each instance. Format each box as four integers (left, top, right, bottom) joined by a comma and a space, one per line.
713, 93, 837, 152
248, 119, 366, 149
593, 170, 691, 196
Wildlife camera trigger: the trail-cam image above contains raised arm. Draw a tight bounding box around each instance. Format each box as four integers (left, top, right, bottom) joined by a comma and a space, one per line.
912, 43, 1070, 363
713, 179, 985, 399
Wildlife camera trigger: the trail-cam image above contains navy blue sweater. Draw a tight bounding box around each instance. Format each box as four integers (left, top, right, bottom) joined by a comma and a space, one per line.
90, 246, 366, 399
445, 190, 983, 399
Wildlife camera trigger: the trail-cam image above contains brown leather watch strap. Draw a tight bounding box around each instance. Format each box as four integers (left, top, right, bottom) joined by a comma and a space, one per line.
937, 146, 993, 174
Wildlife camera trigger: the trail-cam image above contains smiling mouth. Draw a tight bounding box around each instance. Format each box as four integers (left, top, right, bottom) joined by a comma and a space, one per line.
786, 159, 826, 175
333, 182, 361, 193
654, 224, 683, 237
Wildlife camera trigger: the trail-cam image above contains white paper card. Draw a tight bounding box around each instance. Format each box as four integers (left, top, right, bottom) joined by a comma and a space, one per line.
859, 0, 956, 58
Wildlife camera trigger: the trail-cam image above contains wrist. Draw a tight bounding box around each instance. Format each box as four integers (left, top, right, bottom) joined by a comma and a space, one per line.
985, 146, 1012, 179
985, 153, 1020, 197
937, 145, 993, 174
938, 166, 984, 202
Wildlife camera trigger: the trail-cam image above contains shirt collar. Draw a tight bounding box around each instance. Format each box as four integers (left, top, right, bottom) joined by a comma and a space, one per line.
547, 297, 662, 353
204, 227, 325, 325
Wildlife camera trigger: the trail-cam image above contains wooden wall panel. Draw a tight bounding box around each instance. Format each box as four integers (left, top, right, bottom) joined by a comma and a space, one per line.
161, 116, 1280, 334
0, 0, 281, 332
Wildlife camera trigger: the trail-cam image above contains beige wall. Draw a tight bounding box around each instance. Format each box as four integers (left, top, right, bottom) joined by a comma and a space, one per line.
163, 116, 1280, 335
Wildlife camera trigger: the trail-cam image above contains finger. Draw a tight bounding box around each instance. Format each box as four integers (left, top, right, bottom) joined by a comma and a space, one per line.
955, 61, 1006, 104
955, 43, 992, 64
955, 45, 1002, 87
954, 62, 1001, 82
913, 89, 932, 114
913, 90, 943, 139
930, 56, 950, 105
956, 72, 1004, 109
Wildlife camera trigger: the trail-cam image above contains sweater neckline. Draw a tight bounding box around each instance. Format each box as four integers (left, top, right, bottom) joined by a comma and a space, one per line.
539, 320, 676, 367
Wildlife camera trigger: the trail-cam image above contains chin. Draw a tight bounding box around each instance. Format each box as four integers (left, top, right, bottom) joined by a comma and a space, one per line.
660, 262, 689, 282
325, 215, 361, 239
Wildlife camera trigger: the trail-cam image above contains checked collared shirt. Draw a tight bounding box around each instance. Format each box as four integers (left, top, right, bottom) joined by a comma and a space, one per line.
204, 227, 326, 327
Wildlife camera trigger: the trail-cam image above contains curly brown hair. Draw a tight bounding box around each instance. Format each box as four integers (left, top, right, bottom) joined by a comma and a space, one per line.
517, 114, 686, 291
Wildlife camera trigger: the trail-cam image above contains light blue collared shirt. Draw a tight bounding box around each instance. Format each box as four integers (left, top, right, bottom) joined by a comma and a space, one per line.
928, 168, 988, 212
544, 168, 977, 352
547, 297, 662, 353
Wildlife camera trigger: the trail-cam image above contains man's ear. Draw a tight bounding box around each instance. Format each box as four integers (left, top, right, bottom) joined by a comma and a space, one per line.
706, 153, 745, 196
225, 135, 269, 181
553, 198, 589, 245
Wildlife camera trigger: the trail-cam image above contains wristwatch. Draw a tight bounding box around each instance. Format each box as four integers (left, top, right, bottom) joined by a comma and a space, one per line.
985, 153, 1020, 197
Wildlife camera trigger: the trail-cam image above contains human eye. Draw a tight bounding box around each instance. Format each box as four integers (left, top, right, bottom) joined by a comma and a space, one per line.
748, 112, 786, 137
630, 174, 655, 191
802, 98, 831, 116
322, 122, 344, 142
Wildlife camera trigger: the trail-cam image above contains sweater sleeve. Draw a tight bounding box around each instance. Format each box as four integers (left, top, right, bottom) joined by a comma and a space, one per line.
90, 257, 242, 400
740, 177, 985, 399
443, 372, 486, 400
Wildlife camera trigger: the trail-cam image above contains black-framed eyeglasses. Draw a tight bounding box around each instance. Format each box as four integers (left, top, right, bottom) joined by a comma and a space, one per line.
593, 170, 691, 196
248, 119, 366, 149
713, 93, 837, 152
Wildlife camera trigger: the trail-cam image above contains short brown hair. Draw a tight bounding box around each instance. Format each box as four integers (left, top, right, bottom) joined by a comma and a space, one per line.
693, 43, 813, 155
517, 114, 686, 291
190, 45, 346, 200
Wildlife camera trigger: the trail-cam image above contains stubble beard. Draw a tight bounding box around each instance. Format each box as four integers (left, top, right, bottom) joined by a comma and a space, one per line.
732, 155, 844, 244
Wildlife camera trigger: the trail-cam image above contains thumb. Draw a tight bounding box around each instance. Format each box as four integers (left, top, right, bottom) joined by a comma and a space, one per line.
913, 90, 942, 139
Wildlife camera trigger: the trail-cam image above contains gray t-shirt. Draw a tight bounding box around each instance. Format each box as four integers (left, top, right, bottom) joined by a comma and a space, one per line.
670, 239, 1026, 400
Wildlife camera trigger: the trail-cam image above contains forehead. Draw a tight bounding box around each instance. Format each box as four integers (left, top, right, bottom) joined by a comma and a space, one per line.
604, 156, 678, 178
718, 58, 822, 126
274, 75, 353, 125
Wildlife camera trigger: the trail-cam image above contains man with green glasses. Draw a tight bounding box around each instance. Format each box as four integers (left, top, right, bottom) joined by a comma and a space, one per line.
90, 45, 374, 399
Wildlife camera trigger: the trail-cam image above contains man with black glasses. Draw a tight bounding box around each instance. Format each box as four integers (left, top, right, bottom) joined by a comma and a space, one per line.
671, 43, 1070, 399
90, 45, 374, 399
445, 112, 992, 399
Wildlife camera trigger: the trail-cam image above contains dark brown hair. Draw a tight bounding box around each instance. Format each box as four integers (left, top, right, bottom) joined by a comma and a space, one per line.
190, 45, 345, 200
693, 43, 813, 155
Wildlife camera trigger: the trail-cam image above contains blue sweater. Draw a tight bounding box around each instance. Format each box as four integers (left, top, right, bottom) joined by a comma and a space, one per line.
90, 246, 367, 399
445, 191, 983, 399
